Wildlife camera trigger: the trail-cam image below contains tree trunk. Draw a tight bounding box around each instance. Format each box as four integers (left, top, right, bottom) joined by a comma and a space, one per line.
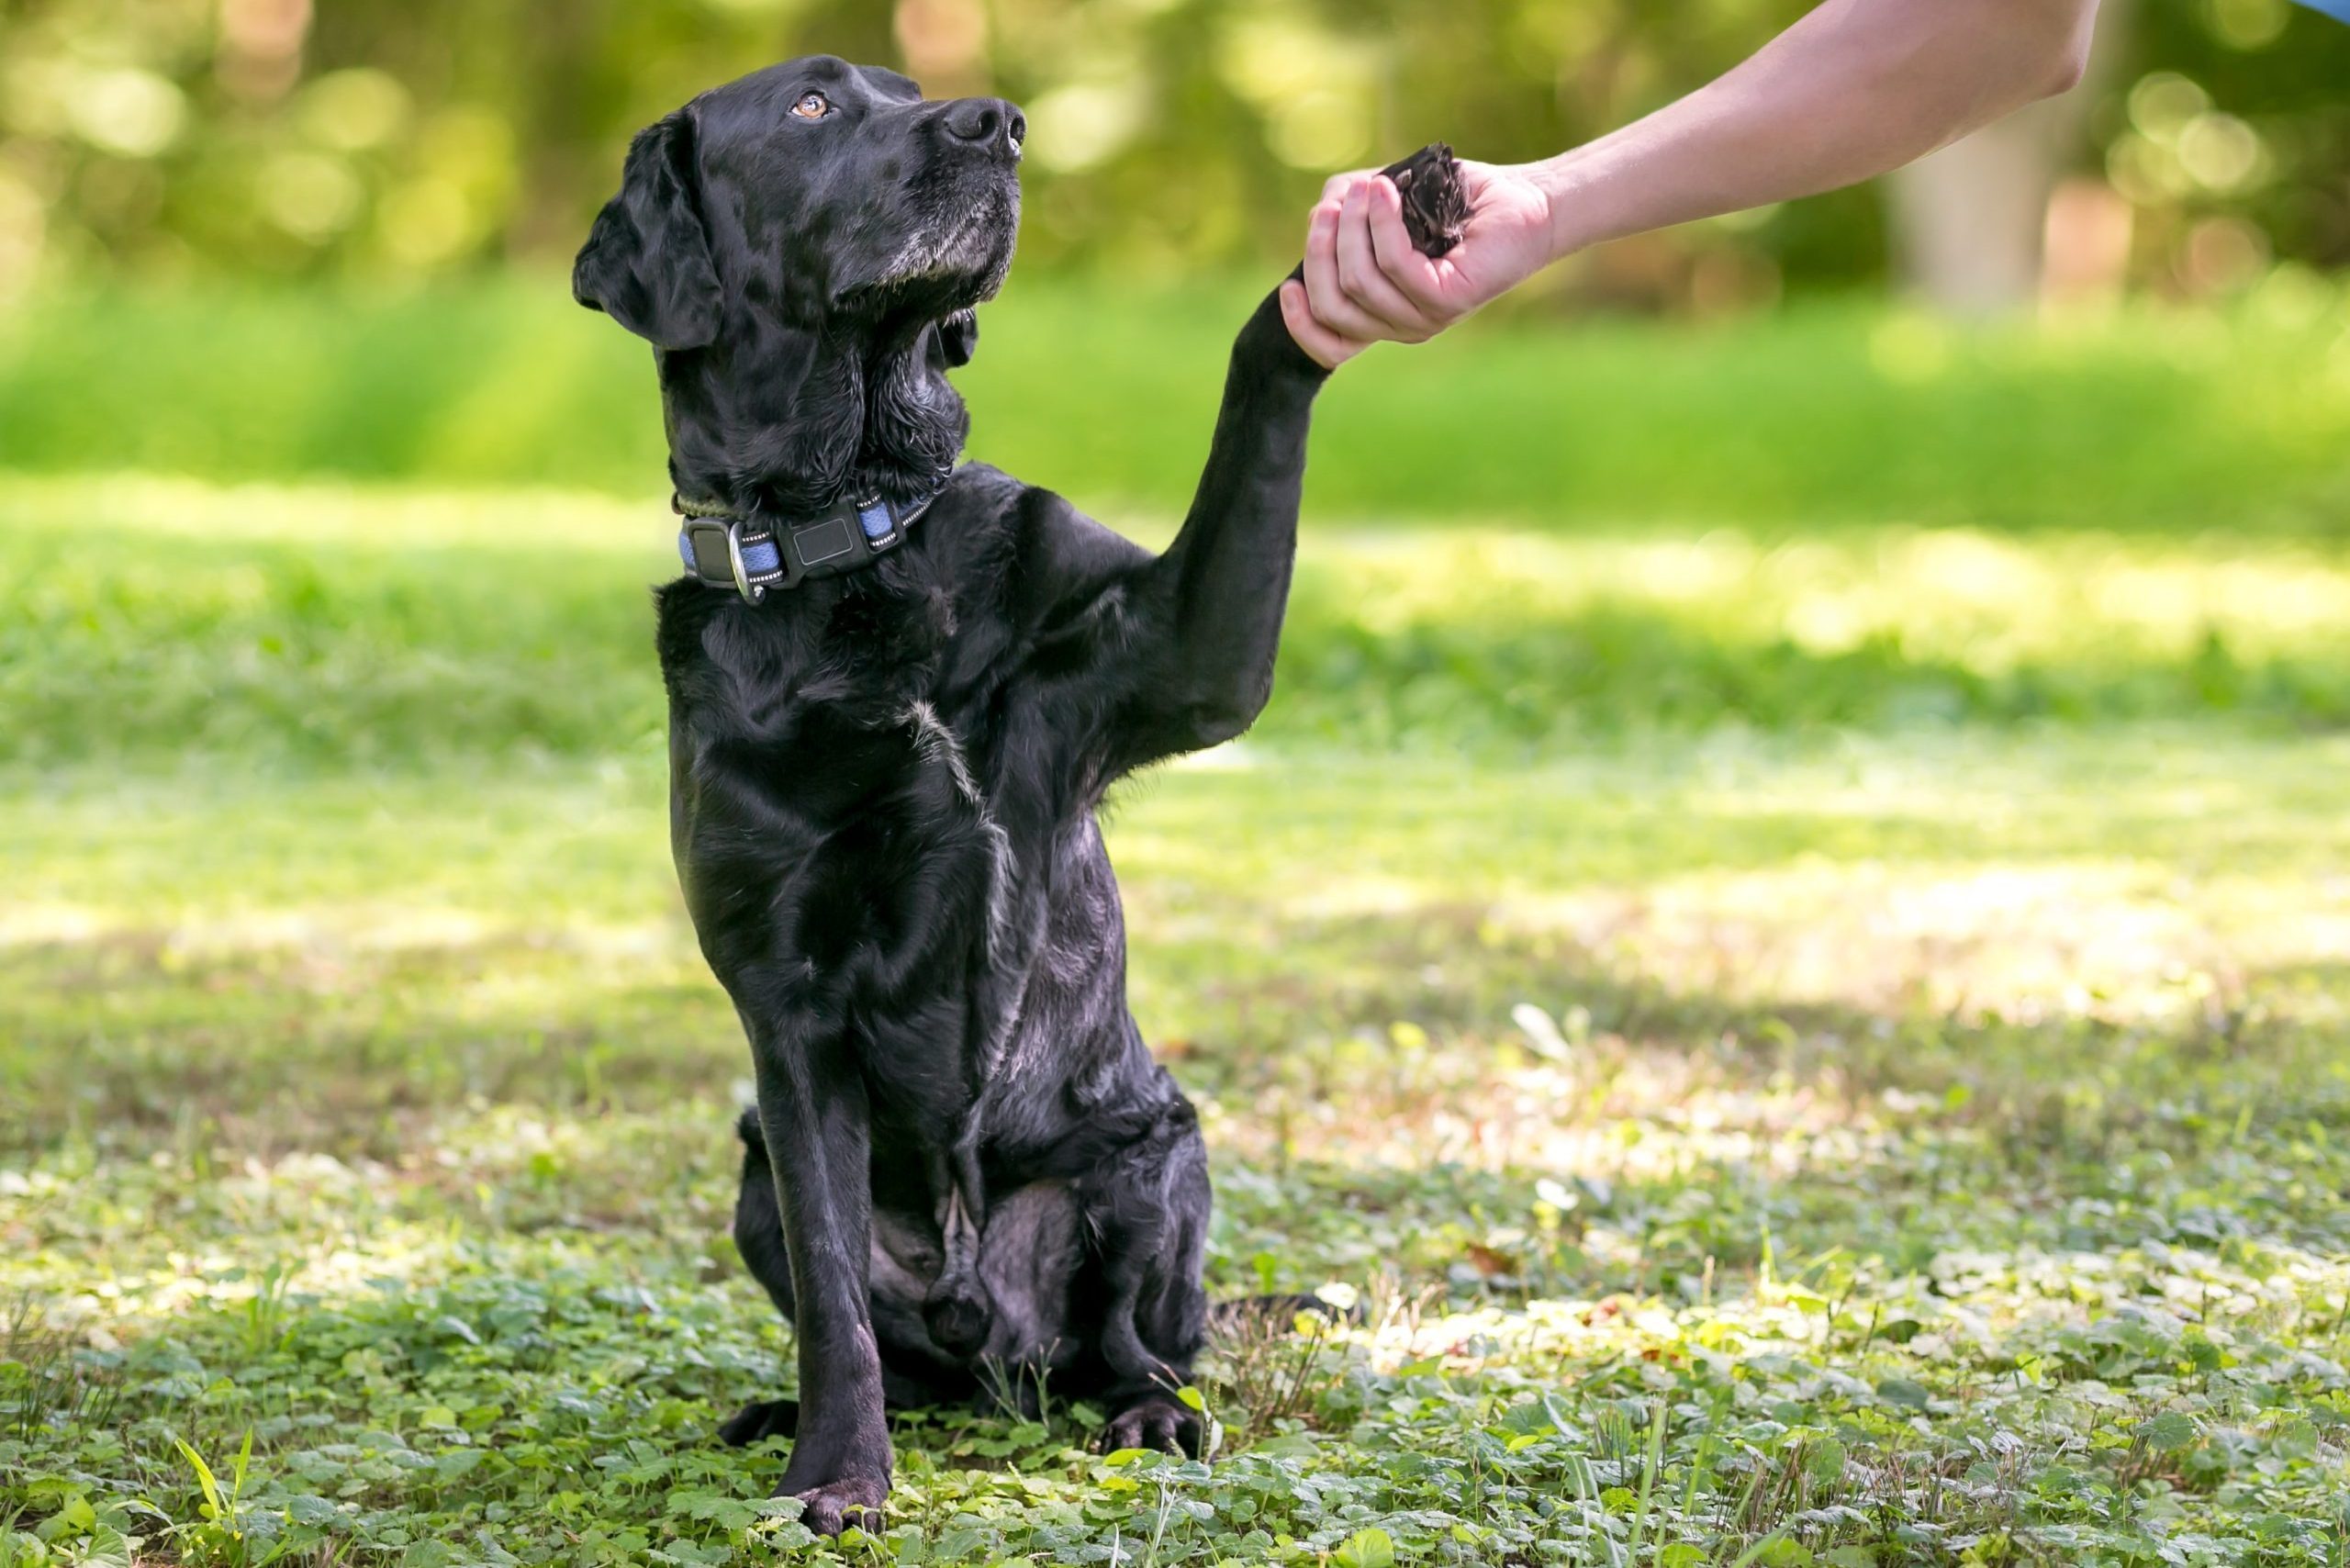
1884, 0, 2129, 313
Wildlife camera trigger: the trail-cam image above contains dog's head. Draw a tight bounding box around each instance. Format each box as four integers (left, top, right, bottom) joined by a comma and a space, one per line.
574, 56, 1021, 364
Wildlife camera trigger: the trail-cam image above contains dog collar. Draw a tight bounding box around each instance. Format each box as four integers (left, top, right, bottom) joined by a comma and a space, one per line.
675, 483, 942, 603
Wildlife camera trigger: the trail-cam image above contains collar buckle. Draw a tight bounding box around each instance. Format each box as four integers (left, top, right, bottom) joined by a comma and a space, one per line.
679, 516, 769, 604
723, 519, 767, 605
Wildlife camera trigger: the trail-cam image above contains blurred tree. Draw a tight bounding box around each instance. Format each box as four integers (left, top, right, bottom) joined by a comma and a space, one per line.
0, 0, 2342, 308
1886, 1, 2131, 314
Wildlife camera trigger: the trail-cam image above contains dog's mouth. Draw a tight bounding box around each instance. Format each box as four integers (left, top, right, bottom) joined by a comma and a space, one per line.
849, 173, 1020, 317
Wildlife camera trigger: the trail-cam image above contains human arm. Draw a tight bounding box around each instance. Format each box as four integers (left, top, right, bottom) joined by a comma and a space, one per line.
1281, 0, 2100, 366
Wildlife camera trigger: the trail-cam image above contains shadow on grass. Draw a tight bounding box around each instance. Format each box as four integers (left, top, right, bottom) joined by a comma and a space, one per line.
6, 898, 2340, 1181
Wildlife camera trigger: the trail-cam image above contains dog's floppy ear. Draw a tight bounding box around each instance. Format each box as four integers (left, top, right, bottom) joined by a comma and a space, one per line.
937, 308, 979, 369
573, 112, 721, 351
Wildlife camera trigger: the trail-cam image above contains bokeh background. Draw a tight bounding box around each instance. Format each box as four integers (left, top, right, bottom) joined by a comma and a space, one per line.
7, 3, 2350, 1564
4, 0, 2349, 300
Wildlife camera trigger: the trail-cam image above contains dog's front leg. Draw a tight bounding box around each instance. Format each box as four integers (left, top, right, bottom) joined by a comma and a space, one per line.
1094, 151, 1465, 776
1111, 290, 1331, 769
748, 1008, 891, 1536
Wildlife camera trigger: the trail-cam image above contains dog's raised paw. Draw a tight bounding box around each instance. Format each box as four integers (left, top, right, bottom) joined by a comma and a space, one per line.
1376, 142, 1470, 259
1102, 1394, 1203, 1458
789, 1475, 890, 1538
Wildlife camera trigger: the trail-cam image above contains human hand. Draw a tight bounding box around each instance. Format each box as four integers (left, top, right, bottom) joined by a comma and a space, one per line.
1279, 158, 1558, 369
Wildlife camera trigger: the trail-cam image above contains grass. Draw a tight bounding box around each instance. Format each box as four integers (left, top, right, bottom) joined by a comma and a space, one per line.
7, 733, 2350, 1565
6, 440, 2350, 1565
3, 274, 2348, 532
6, 281, 2350, 1562
8, 475, 2350, 777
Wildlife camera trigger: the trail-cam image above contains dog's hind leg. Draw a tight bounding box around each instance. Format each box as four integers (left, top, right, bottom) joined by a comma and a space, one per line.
1076, 1096, 1213, 1455
728, 1106, 963, 1451
968, 1177, 1084, 1417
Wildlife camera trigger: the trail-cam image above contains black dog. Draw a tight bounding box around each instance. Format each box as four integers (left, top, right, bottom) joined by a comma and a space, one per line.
575, 55, 1417, 1536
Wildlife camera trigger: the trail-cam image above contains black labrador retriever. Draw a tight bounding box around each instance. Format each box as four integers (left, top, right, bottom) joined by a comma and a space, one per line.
574, 54, 1453, 1535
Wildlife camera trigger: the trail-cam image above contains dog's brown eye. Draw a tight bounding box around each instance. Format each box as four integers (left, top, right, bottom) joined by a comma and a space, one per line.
790, 91, 829, 120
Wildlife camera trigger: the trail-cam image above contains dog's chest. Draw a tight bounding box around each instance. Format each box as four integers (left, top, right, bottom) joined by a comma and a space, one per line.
677, 609, 1021, 917
852, 801, 1131, 1150
666, 570, 1127, 1115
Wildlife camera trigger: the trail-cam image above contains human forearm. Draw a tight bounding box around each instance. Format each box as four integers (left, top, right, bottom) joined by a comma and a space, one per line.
1531, 0, 2098, 257
1283, 0, 2099, 367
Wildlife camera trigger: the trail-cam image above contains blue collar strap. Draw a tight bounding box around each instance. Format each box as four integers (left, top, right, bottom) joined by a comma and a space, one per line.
675, 484, 941, 604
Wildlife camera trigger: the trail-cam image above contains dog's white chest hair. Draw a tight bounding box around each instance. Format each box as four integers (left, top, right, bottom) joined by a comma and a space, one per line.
900, 700, 1015, 958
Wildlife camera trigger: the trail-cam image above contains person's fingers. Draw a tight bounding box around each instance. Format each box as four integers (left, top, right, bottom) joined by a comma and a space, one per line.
1365, 176, 1457, 321
1281, 278, 1365, 369
1334, 177, 1436, 339
1279, 278, 1362, 369
1301, 199, 1389, 344
1300, 198, 1339, 315
1321, 169, 1372, 207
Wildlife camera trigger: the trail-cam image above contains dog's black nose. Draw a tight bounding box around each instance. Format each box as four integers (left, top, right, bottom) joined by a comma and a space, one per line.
943, 97, 1024, 158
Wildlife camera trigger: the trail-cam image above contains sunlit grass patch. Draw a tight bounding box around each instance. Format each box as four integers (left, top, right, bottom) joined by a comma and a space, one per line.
1271, 528, 2350, 745
10, 475, 2350, 774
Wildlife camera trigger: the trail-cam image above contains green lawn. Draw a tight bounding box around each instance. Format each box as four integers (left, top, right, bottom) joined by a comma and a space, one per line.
6, 441, 2350, 1566
5, 275, 2349, 533
8, 475, 2350, 776
6, 280, 2350, 1565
